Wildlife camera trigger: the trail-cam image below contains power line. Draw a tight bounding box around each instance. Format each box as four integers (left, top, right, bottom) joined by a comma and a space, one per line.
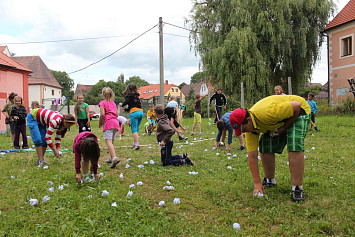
0, 34, 143, 45
162, 32, 190, 38
163, 21, 200, 33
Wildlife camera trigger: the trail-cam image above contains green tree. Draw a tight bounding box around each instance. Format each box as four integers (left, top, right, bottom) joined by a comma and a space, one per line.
179, 82, 187, 89
85, 80, 126, 105
117, 73, 125, 83
190, 71, 207, 84
125, 76, 149, 88
187, 0, 334, 103
51, 70, 74, 100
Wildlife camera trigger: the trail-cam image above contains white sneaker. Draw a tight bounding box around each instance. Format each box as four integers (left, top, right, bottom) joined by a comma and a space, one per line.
110, 157, 120, 168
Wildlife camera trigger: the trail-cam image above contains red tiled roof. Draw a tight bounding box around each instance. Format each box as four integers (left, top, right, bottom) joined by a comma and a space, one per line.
74, 84, 93, 98
0, 51, 32, 72
13, 56, 62, 89
324, 0, 355, 31
0, 46, 5, 52
181, 82, 203, 96
138, 83, 178, 100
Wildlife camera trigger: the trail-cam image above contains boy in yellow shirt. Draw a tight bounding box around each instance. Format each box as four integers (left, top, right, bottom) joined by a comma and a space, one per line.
229, 95, 311, 202
146, 104, 156, 135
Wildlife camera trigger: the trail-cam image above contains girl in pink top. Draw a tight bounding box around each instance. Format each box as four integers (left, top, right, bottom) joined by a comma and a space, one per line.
99, 87, 120, 168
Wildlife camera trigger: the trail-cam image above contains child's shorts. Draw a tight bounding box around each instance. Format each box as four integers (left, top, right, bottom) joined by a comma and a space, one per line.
194, 112, 202, 124
311, 112, 316, 123
129, 110, 144, 133
27, 113, 47, 147
104, 129, 118, 140
259, 114, 311, 153
148, 119, 156, 125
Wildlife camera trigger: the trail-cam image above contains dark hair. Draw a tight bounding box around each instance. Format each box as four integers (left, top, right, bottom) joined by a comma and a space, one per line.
123, 83, 138, 95
59, 114, 75, 138
308, 92, 315, 98
242, 109, 250, 125
154, 104, 164, 115
195, 94, 200, 100
8, 92, 17, 101
216, 120, 226, 131
79, 137, 100, 164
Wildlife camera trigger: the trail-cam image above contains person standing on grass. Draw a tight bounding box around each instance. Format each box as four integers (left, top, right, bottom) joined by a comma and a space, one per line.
99, 87, 120, 168
74, 95, 91, 133
214, 111, 245, 151
155, 104, 195, 166
73, 131, 100, 183
229, 95, 311, 202
27, 108, 75, 168
10, 96, 29, 149
307, 92, 319, 132
191, 93, 208, 136
2, 92, 18, 142
120, 83, 144, 150
209, 88, 227, 124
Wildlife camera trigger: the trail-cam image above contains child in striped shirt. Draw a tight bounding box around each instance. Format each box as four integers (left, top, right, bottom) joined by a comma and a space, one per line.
27, 107, 75, 168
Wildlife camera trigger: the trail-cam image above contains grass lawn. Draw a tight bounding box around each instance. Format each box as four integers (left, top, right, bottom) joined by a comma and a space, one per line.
0, 115, 354, 236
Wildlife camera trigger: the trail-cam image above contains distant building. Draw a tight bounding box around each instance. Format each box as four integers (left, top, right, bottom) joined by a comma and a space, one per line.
323, 0, 355, 105
74, 84, 93, 99
181, 81, 215, 99
0, 52, 32, 132
0, 46, 11, 57
138, 80, 185, 105
13, 56, 63, 109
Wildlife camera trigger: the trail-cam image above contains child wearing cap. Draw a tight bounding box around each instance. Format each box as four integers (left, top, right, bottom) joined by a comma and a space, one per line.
214, 111, 245, 151
229, 95, 311, 202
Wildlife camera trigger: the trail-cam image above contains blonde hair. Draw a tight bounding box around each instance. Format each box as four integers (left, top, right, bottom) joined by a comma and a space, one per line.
102, 87, 114, 101
176, 108, 184, 124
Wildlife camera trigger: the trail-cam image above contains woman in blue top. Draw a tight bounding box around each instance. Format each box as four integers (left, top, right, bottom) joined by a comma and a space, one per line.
214, 111, 245, 151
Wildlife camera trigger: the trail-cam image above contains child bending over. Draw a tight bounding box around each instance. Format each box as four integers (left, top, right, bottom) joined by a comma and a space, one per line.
146, 104, 156, 135
214, 111, 246, 151
73, 132, 100, 182
155, 104, 195, 166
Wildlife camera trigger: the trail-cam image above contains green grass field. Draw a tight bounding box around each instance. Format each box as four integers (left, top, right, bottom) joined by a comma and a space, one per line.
0, 115, 354, 236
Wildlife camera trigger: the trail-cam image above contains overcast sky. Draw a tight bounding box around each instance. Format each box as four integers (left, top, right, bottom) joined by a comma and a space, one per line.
0, 0, 350, 87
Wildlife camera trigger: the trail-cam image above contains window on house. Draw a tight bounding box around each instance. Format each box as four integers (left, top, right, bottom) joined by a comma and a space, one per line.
175, 89, 178, 92
52, 90, 54, 96
171, 88, 174, 92
342, 36, 352, 57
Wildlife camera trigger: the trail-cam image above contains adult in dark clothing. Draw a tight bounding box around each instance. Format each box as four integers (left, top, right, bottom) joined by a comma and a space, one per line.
209, 88, 227, 123
155, 104, 195, 166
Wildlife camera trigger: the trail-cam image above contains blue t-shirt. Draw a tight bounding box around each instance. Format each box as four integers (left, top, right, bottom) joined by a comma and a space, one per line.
167, 100, 178, 108
215, 111, 233, 144
307, 100, 318, 113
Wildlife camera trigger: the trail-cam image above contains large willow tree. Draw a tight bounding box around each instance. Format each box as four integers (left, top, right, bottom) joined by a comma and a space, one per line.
187, 0, 334, 103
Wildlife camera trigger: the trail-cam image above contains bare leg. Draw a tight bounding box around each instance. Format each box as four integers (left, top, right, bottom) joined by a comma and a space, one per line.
11, 133, 15, 143
288, 151, 304, 186
36, 147, 45, 161
82, 160, 89, 175
133, 132, 139, 144
192, 123, 196, 133
105, 139, 116, 158
260, 153, 276, 178
198, 123, 202, 133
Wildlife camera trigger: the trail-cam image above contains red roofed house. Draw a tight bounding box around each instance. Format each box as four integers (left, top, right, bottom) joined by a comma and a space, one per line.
0, 52, 32, 132
323, 0, 355, 105
0, 46, 11, 57
74, 84, 93, 99
138, 80, 185, 105
13, 56, 63, 109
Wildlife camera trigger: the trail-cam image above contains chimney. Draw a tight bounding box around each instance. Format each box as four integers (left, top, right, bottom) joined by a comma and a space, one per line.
165, 80, 168, 85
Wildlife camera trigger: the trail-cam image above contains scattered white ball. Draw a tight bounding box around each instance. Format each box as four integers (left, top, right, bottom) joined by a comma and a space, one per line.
138, 165, 144, 169
111, 202, 117, 207
188, 171, 198, 175
204, 149, 208, 152
227, 157, 231, 160
82, 127, 86, 131
194, 138, 197, 141
233, 154, 237, 158
125, 164, 130, 169
227, 166, 232, 170
129, 184, 135, 188
216, 153, 220, 156
101, 190, 109, 196
11, 176, 15, 179
58, 185, 64, 190
311, 147, 315, 150
48, 187, 54, 192
233, 223, 241, 230
43, 165, 48, 170
29, 199, 38, 206
127, 190, 133, 197
119, 173, 124, 179
137, 181, 143, 186
173, 198, 181, 205
219, 142, 224, 146
127, 158, 132, 162
185, 141, 189, 144
158, 201, 165, 207
143, 161, 148, 164
88, 195, 92, 199
166, 181, 171, 185
149, 160, 155, 165
163, 186, 175, 191
42, 195, 50, 202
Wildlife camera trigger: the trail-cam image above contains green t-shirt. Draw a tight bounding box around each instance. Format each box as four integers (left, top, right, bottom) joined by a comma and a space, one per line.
76, 102, 88, 119
2, 103, 14, 115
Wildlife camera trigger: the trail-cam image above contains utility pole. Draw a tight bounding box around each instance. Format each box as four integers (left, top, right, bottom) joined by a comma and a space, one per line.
159, 17, 164, 105
288, 77, 292, 95
241, 82, 244, 109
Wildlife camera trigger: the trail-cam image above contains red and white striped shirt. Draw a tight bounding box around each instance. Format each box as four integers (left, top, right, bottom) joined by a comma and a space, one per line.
35, 108, 63, 149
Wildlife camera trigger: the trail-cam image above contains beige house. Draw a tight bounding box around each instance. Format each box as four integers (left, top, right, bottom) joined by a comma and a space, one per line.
323, 0, 355, 105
